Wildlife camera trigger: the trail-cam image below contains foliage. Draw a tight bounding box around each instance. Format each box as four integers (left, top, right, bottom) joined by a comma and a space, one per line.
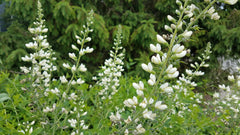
0, 0, 240, 135
0, 22, 31, 70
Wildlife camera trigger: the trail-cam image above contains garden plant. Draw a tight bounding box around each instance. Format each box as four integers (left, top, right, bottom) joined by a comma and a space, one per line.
0, 0, 240, 134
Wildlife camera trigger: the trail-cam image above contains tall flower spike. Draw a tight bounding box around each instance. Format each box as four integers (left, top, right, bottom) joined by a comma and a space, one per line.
96, 25, 125, 99
21, 0, 56, 89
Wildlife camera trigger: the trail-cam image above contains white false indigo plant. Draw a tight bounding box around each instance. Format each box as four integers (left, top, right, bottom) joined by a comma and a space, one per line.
51, 10, 94, 135
20, 0, 57, 90
12, 0, 239, 134
95, 25, 125, 100
109, 0, 238, 134
19, 1, 59, 133
21, 1, 93, 134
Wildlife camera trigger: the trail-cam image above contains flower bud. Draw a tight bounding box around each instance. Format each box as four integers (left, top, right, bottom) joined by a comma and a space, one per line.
167, 15, 176, 23
71, 44, 79, 51
224, 0, 238, 5
170, 24, 176, 29
164, 25, 173, 33
175, 9, 181, 15
177, 21, 183, 30
176, 0, 182, 6
157, 34, 168, 45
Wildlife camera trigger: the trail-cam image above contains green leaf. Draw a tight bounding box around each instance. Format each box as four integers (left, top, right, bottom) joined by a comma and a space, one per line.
32, 127, 43, 135
0, 93, 10, 103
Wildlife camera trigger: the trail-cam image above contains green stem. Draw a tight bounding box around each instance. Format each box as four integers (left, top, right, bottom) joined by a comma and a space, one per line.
186, 0, 217, 31
153, 0, 189, 95
52, 27, 90, 134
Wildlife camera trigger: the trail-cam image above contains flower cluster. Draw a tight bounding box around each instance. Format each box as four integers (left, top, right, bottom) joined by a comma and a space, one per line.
18, 121, 35, 134
61, 10, 94, 88
211, 67, 240, 126
20, 0, 57, 90
95, 25, 125, 100
58, 10, 94, 135
108, 0, 227, 133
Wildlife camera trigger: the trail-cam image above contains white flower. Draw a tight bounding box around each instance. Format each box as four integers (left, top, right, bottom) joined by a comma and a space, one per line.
139, 98, 148, 108
109, 112, 121, 123
141, 63, 153, 73
160, 83, 173, 93
29, 127, 33, 134
148, 74, 156, 86
172, 44, 187, 58
25, 42, 38, 49
164, 25, 173, 32
151, 54, 162, 64
71, 65, 77, 72
213, 92, 219, 98
177, 21, 183, 30
82, 125, 89, 130
150, 43, 161, 53
69, 53, 77, 60
77, 39, 81, 45
136, 90, 144, 96
166, 64, 179, 78
63, 63, 71, 69
79, 64, 87, 72
224, 0, 238, 5
20, 66, 31, 73
21, 55, 32, 62
186, 69, 193, 75
228, 75, 235, 81
143, 109, 156, 120
79, 49, 85, 56
86, 37, 91, 42
60, 76, 68, 83
219, 84, 226, 90
157, 34, 168, 44
124, 129, 129, 135
71, 44, 79, 51
194, 71, 204, 76
172, 44, 184, 53
136, 124, 146, 134
155, 101, 168, 110
167, 15, 176, 22
68, 119, 77, 128
211, 12, 220, 20
123, 96, 138, 108
71, 80, 76, 85
207, 7, 215, 15
84, 47, 94, 53
182, 30, 193, 38
133, 81, 144, 90
75, 35, 80, 39
42, 28, 48, 33
77, 78, 85, 84
171, 24, 176, 29
124, 116, 132, 124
